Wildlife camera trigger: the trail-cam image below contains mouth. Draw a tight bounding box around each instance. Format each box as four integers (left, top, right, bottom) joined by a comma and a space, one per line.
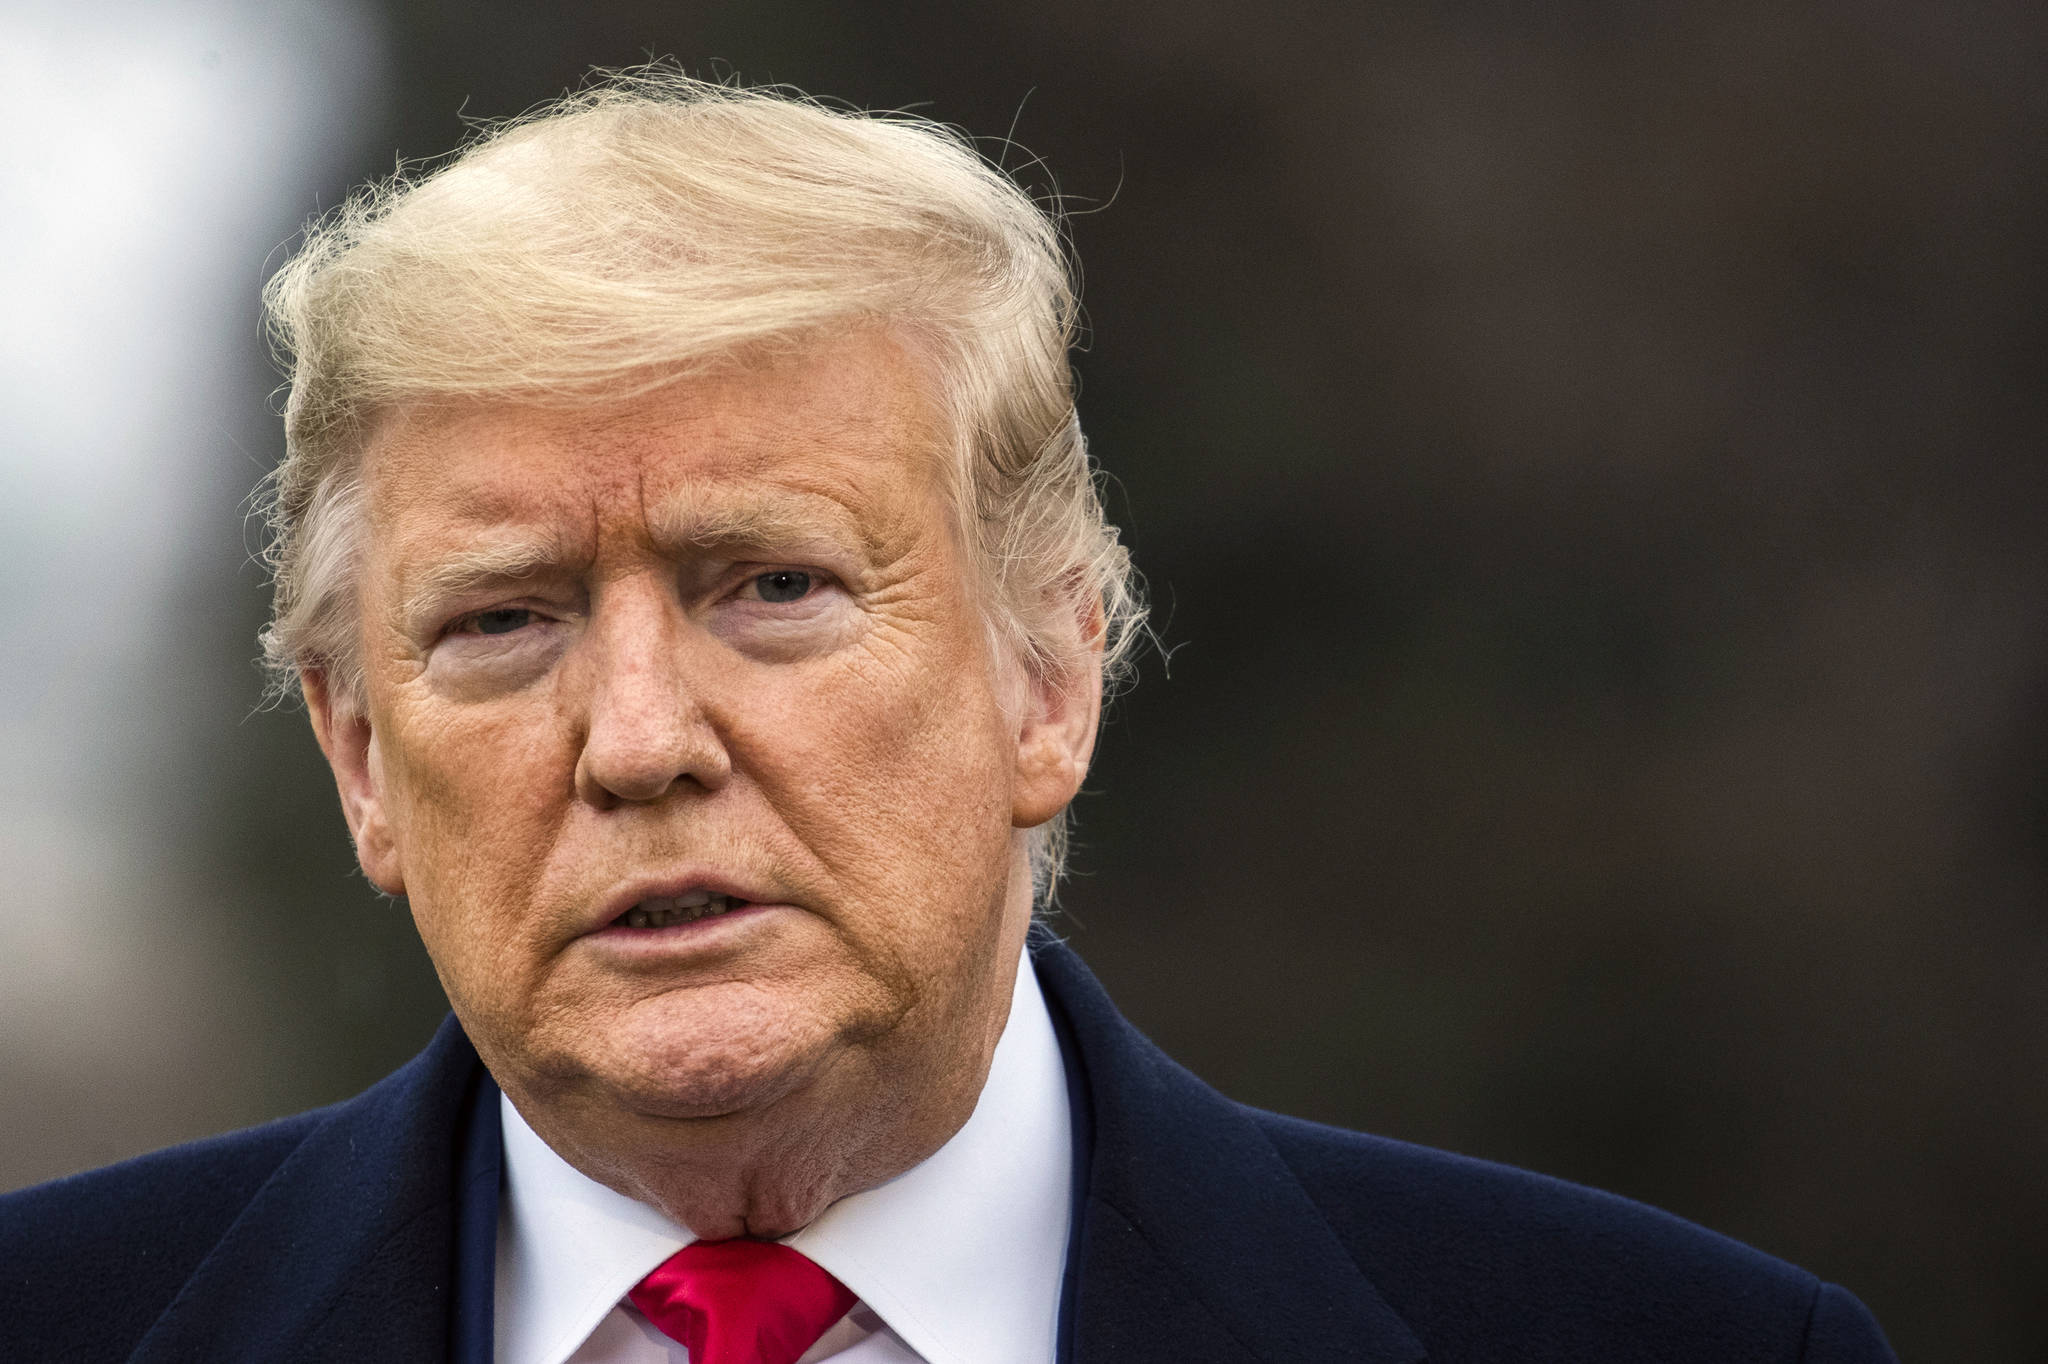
612, 889, 753, 931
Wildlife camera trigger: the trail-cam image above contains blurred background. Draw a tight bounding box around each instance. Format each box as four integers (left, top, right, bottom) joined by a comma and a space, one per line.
3, 0, 2042, 1356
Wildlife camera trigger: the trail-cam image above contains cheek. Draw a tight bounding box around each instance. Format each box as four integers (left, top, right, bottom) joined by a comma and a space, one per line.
381, 705, 569, 1003
730, 632, 1019, 936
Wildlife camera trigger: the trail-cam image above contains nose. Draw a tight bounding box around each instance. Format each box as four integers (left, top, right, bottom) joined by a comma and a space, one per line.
573, 587, 732, 807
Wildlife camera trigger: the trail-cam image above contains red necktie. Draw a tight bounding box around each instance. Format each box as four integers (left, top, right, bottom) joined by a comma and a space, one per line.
628, 1239, 857, 1364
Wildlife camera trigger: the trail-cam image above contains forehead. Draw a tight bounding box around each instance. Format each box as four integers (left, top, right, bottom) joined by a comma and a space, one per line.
359, 331, 949, 555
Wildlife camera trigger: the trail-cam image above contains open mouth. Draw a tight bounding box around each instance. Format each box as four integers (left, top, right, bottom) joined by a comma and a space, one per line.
614, 890, 751, 930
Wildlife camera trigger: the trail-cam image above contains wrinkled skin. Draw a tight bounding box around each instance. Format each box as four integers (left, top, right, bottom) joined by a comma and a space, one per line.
305, 331, 1100, 1237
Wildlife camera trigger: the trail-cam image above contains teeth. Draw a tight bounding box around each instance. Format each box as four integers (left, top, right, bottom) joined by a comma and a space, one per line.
621, 893, 740, 930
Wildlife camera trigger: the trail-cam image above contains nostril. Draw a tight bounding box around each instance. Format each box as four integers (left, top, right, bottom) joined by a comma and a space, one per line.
575, 724, 732, 806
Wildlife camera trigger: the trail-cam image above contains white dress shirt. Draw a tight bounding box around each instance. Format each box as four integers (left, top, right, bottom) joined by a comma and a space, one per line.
494, 946, 1073, 1364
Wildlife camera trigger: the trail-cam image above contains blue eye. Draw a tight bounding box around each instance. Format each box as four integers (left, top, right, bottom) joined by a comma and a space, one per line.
754, 571, 812, 603
464, 608, 533, 636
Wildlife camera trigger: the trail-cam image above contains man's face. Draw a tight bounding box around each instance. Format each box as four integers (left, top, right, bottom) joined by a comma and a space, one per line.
309, 331, 1092, 1218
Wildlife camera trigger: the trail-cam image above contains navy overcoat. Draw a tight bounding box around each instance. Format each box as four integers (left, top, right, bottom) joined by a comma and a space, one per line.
0, 941, 1896, 1362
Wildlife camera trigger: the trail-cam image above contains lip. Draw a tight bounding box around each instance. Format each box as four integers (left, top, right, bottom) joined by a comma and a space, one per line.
585, 871, 790, 937
584, 900, 786, 960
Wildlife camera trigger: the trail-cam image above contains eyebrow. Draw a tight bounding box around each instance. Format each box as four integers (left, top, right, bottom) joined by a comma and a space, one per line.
646, 487, 871, 558
398, 533, 570, 637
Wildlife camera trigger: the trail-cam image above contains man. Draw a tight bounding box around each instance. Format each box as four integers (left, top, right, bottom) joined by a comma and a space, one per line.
0, 74, 1895, 1363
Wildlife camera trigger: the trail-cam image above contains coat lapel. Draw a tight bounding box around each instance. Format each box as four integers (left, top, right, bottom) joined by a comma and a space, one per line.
128, 1015, 491, 1364
1034, 941, 1425, 1364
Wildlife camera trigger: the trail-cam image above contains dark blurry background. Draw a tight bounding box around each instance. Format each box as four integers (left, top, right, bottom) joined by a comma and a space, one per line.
4, 1, 2043, 1357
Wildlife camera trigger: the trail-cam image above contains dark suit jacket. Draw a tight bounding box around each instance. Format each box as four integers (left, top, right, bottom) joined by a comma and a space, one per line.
1, 940, 1896, 1362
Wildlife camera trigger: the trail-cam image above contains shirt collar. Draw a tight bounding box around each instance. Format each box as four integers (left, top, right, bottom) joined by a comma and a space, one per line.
496, 945, 1073, 1364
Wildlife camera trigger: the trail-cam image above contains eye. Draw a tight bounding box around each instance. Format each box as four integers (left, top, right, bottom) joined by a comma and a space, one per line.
749, 570, 814, 604
455, 607, 535, 636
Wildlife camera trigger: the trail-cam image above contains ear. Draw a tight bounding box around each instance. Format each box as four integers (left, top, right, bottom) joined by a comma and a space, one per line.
1011, 598, 1106, 830
303, 669, 407, 896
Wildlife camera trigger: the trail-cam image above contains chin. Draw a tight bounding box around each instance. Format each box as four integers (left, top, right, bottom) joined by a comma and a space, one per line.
594, 981, 841, 1120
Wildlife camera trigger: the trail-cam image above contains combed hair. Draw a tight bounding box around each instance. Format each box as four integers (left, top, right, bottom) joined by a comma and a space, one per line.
257, 69, 1145, 898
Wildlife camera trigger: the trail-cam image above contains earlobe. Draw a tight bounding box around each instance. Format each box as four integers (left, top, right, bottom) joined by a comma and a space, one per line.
303, 671, 407, 896
1012, 730, 1085, 828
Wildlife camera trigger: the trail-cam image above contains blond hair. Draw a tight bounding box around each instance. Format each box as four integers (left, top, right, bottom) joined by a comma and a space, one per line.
257, 70, 1143, 895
